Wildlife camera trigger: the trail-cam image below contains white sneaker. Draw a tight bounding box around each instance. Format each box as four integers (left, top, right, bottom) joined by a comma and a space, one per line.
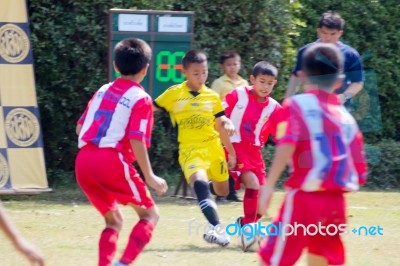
203, 226, 230, 247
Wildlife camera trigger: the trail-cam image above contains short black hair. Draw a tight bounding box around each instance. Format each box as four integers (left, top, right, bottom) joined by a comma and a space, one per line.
219, 51, 240, 64
302, 43, 343, 88
252, 61, 278, 78
318, 11, 345, 31
114, 38, 152, 76
182, 50, 207, 69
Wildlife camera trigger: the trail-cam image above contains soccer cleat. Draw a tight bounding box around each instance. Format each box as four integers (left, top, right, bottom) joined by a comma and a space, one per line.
203, 227, 230, 247
226, 193, 243, 202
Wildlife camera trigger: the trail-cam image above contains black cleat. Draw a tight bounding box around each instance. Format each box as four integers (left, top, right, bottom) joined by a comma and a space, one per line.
226, 193, 243, 202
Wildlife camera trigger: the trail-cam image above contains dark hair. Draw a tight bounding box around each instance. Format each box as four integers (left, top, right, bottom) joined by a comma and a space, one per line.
318, 11, 345, 31
182, 50, 207, 69
219, 51, 240, 64
302, 43, 343, 88
114, 38, 152, 76
252, 61, 278, 78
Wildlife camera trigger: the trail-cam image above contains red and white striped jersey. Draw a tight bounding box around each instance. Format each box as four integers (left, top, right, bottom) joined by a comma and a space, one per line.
224, 86, 282, 147
77, 78, 153, 162
276, 89, 368, 192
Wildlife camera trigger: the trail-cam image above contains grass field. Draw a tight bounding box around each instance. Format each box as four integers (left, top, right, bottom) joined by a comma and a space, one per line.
0, 187, 399, 266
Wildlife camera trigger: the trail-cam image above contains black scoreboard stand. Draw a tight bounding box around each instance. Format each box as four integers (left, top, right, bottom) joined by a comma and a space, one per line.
108, 9, 194, 98
108, 9, 196, 199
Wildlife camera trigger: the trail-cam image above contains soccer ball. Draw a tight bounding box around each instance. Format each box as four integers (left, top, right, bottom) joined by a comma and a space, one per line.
237, 223, 260, 252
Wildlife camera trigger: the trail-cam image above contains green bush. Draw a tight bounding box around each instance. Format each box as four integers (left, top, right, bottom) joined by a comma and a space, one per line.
28, 0, 133, 185
172, 0, 301, 100
28, 0, 399, 189
364, 141, 400, 189
28, 0, 297, 186
148, 112, 180, 183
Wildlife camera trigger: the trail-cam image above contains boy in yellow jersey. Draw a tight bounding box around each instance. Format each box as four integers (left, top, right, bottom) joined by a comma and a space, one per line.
154, 50, 236, 247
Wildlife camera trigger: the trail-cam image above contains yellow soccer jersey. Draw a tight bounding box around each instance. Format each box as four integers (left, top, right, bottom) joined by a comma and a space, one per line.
155, 81, 225, 145
211, 74, 249, 100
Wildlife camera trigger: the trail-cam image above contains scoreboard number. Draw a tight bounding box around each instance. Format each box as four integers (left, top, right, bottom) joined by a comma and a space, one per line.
155, 51, 185, 83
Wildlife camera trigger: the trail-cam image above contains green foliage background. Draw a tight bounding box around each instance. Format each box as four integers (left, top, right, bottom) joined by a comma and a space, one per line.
27, 0, 399, 189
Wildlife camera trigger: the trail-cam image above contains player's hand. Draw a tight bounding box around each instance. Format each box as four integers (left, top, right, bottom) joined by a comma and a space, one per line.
146, 174, 168, 195
14, 237, 44, 266
227, 154, 237, 170
222, 118, 235, 137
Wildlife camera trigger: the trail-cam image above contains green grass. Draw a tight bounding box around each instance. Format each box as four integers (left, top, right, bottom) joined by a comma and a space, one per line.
0, 188, 399, 266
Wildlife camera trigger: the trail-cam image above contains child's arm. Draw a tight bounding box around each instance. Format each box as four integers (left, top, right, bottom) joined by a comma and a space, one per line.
216, 115, 235, 136
0, 204, 44, 266
263, 144, 295, 210
263, 100, 298, 211
267, 144, 295, 187
76, 124, 82, 135
152, 102, 163, 112
350, 130, 368, 185
286, 74, 303, 97
130, 139, 168, 195
76, 91, 98, 135
215, 117, 236, 170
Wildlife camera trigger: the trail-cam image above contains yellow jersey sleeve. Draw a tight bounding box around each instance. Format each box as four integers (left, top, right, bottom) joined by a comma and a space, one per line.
154, 85, 177, 112
212, 92, 225, 116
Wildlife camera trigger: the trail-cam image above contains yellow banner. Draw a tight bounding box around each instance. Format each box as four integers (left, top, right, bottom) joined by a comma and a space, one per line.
0, 0, 49, 193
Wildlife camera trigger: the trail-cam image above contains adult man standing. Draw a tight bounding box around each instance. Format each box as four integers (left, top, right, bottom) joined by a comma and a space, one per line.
288, 11, 364, 106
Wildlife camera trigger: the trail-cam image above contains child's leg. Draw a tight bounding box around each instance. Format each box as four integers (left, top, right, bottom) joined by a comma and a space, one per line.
240, 171, 260, 225
117, 205, 159, 265
99, 209, 123, 266
191, 171, 230, 246
307, 254, 329, 266
258, 190, 306, 266
190, 170, 223, 226
226, 175, 242, 201
210, 180, 229, 197
76, 147, 125, 266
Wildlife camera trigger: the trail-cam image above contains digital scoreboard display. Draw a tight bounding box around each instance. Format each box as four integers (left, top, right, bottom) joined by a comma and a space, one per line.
108, 9, 194, 98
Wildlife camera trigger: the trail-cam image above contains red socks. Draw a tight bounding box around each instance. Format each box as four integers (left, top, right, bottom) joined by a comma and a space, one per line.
242, 188, 259, 225
119, 219, 154, 264
99, 228, 119, 266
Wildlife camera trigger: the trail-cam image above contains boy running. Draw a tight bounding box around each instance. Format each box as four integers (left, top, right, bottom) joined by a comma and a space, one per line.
224, 61, 282, 227
258, 43, 368, 266
75, 38, 167, 266
154, 50, 235, 247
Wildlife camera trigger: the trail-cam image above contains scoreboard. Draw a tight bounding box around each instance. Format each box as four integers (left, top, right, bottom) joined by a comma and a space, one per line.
108, 9, 194, 98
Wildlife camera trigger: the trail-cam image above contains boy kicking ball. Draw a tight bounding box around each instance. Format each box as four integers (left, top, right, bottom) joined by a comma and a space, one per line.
154, 50, 236, 247
258, 43, 368, 266
223, 61, 282, 228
